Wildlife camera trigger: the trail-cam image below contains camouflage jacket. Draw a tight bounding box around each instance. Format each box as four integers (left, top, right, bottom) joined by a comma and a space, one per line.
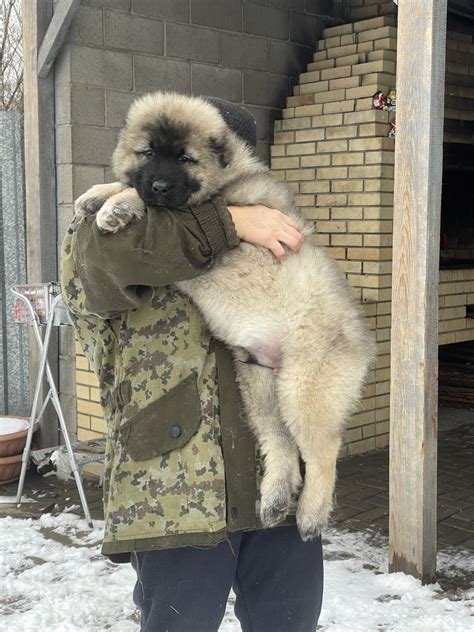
60, 198, 260, 561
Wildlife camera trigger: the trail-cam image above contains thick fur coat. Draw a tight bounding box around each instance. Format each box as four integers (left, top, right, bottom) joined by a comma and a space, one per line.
75, 92, 374, 539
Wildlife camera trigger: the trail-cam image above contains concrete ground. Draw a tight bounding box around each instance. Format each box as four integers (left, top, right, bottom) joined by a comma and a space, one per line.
0, 407, 472, 550
333, 407, 474, 550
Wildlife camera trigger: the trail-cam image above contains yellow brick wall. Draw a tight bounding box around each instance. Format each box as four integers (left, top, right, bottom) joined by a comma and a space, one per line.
270, 16, 474, 456
74, 340, 104, 441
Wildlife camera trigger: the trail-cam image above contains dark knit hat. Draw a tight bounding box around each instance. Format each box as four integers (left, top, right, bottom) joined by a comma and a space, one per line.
202, 96, 257, 149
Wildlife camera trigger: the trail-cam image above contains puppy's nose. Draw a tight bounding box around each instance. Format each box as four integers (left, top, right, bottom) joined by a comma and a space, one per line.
152, 180, 170, 194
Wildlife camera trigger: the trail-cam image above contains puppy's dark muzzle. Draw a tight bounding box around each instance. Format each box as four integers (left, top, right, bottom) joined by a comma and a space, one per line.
152, 180, 172, 195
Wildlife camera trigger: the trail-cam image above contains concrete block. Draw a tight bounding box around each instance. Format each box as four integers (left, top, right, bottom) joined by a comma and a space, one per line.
269, 0, 305, 9
105, 10, 163, 54
246, 106, 270, 141
256, 140, 270, 164
134, 55, 190, 93
132, 0, 189, 22
220, 33, 269, 71
244, 3, 289, 40
290, 11, 323, 46
57, 205, 75, 249
56, 84, 105, 126
70, 125, 119, 165
244, 70, 290, 108
56, 165, 74, 205
167, 23, 219, 63
68, 5, 103, 46
268, 40, 312, 76
58, 169, 106, 217
192, 64, 242, 102
73, 165, 106, 198
69, 46, 133, 89
84, 0, 131, 9
304, 0, 334, 15
105, 89, 139, 128
56, 125, 72, 164
191, 0, 242, 32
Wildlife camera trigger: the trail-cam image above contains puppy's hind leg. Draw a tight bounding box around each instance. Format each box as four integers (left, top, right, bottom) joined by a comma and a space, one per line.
277, 348, 366, 540
234, 359, 302, 528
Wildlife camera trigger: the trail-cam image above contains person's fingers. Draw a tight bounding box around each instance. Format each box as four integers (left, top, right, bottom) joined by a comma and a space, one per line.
269, 240, 286, 260
278, 226, 303, 252
277, 230, 301, 252
282, 214, 300, 231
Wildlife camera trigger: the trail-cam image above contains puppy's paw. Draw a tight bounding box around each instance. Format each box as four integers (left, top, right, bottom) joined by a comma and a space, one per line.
96, 199, 144, 233
260, 479, 293, 528
74, 185, 110, 219
296, 490, 332, 541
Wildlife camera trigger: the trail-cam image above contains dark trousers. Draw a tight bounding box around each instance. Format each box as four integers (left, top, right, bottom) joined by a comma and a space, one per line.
131, 525, 323, 632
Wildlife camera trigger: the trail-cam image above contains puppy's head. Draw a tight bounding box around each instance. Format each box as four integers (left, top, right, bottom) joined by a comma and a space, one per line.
112, 92, 256, 208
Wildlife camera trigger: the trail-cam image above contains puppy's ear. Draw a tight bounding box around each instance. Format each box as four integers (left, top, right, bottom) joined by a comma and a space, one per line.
208, 136, 230, 168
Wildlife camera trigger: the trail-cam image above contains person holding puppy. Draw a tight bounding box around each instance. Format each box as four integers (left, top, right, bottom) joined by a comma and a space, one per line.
61, 100, 323, 632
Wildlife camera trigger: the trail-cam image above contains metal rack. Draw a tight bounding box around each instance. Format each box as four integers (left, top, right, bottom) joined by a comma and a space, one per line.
0, 284, 93, 526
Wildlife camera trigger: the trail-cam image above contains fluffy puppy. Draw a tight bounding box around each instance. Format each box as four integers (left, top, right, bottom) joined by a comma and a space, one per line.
75, 92, 374, 539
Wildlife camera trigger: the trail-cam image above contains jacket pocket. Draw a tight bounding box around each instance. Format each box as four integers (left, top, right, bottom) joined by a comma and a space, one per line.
121, 373, 202, 461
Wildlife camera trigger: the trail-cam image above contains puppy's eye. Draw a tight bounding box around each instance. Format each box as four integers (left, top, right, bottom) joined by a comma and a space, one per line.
136, 149, 154, 159
179, 154, 192, 163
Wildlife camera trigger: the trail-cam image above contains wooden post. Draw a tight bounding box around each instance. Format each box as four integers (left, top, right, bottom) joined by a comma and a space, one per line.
22, 0, 59, 447
389, 0, 447, 584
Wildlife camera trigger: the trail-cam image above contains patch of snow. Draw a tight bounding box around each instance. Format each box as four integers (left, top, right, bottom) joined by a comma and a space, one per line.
0, 515, 472, 631
0, 416, 29, 435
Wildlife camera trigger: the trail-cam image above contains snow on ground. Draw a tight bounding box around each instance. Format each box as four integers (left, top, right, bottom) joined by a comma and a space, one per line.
0, 514, 472, 631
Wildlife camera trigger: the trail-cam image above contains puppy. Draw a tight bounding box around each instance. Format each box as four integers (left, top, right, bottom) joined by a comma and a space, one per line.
75, 92, 374, 539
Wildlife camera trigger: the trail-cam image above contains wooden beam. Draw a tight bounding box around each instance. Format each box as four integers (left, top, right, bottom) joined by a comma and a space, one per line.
37, 0, 80, 79
389, 0, 447, 584
22, 0, 59, 448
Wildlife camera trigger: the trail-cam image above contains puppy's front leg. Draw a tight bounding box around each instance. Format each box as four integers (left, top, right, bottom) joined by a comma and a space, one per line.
74, 182, 128, 219
96, 187, 146, 233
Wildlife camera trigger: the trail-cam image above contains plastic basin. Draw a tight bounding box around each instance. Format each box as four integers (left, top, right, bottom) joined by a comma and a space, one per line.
0, 417, 32, 458
0, 453, 23, 484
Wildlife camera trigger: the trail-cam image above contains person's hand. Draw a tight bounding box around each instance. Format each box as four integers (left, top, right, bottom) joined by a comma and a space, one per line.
227, 204, 304, 260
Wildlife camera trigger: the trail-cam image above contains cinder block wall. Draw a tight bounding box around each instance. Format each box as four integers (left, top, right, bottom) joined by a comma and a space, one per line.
55, 0, 344, 441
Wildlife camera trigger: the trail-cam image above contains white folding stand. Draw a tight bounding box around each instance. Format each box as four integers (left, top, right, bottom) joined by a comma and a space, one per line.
0, 284, 93, 527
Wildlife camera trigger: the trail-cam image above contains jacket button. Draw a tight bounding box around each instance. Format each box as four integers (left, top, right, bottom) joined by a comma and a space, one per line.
230, 506, 238, 520
171, 425, 182, 439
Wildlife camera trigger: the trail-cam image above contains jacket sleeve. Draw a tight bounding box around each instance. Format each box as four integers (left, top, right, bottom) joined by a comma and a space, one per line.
63, 197, 239, 317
